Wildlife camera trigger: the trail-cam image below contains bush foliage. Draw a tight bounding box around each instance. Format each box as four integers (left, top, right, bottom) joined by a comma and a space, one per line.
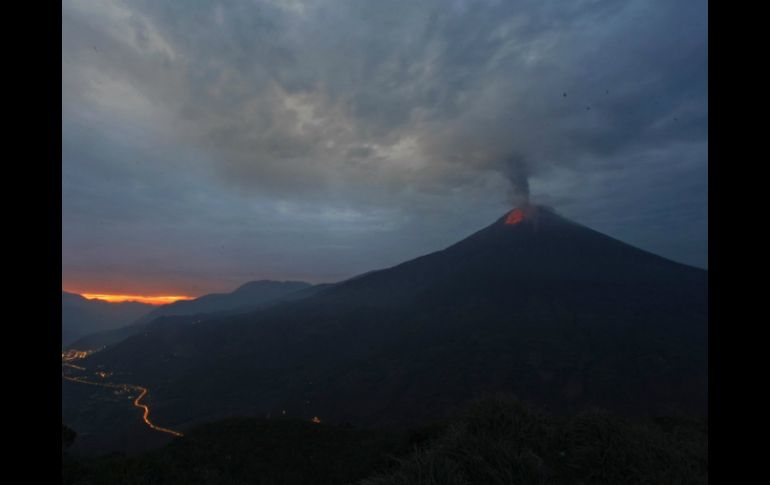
63, 396, 706, 485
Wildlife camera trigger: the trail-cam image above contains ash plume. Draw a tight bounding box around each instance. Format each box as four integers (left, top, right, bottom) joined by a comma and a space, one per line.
499, 155, 530, 207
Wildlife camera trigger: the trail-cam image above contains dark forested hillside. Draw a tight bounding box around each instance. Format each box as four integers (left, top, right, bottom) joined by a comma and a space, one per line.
62, 396, 707, 485
76, 206, 707, 435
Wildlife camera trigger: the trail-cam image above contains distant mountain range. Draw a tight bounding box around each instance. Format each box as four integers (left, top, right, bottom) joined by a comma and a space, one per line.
61, 292, 153, 348
77, 205, 708, 433
66, 280, 316, 350
133, 280, 313, 325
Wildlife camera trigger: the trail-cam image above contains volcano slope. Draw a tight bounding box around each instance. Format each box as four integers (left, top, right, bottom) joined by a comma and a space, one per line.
77, 206, 707, 431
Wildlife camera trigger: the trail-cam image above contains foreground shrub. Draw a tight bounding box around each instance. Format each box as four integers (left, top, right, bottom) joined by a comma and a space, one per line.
362, 396, 707, 485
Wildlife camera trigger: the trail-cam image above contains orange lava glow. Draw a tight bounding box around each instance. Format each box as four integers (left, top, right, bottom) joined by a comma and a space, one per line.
79, 293, 194, 305
504, 208, 525, 224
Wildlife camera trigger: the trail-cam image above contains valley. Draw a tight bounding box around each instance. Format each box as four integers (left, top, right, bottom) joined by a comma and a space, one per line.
62, 349, 184, 440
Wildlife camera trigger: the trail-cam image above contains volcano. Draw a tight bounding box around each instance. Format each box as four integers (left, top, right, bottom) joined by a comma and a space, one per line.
78, 206, 708, 432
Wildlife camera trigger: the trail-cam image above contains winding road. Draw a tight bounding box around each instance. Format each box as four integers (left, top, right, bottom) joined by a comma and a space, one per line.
62, 353, 184, 438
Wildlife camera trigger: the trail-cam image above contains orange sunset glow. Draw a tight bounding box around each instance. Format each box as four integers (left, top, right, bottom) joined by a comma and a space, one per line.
78, 293, 194, 305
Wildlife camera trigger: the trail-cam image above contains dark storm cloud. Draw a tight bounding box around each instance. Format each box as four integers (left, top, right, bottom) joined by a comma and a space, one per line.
62, 0, 707, 293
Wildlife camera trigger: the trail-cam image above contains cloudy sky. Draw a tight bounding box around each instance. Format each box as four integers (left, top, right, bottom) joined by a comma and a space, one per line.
62, 0, 708, 297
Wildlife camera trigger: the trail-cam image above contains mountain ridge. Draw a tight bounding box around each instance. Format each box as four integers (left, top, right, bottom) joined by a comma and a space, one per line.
76, 206, 707, 433
133, 280, 313, 325
61, 291, 154, 347
66, 280, 315, 350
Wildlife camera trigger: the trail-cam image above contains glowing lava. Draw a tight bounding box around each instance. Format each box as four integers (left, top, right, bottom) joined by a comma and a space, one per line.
504, 208, 526, 225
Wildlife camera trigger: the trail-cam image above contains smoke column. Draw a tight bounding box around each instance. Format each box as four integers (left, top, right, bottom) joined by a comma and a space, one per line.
500, 155, 530, 207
